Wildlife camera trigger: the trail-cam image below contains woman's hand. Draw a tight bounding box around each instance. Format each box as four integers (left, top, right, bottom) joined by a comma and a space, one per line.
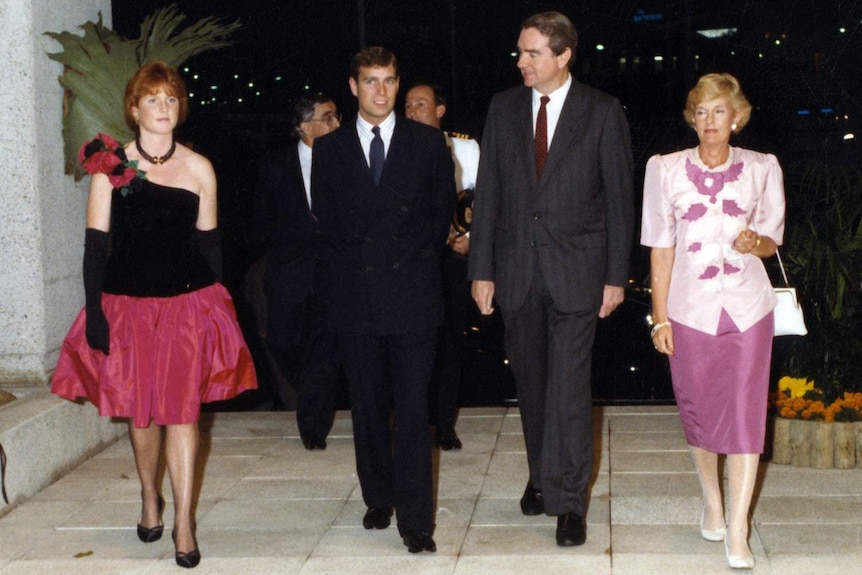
652, 324, 674, 356
733, 229, 760, 254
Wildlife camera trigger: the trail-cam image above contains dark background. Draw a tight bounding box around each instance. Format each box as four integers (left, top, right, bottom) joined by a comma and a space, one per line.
112, 1, 862, 406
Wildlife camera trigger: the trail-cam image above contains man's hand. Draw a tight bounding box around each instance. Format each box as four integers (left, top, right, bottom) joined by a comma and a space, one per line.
449, 234, 469, 255
471, 280, 495, 315
598, 285, 624, 318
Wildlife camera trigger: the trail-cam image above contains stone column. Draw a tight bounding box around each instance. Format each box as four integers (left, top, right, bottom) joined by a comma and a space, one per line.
0, 0, 110, 386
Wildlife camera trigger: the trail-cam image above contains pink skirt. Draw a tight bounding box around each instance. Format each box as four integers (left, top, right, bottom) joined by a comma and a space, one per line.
668, 309, 773, 454
51, 283, 257, 428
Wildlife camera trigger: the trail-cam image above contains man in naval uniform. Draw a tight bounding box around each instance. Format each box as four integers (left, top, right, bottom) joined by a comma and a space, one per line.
405, 82, 480, 450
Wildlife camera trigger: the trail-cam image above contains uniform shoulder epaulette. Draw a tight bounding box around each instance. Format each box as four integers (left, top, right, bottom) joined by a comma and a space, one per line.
447, 131, 472, 140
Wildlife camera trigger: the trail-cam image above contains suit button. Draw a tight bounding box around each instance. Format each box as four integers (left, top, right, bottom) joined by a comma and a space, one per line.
364, 236, 372, 242
530, 240, 536, 248
364, 265, 374, 272
392, 262, 401, 269
400, 206, 409, 212
533, 212, 541, 220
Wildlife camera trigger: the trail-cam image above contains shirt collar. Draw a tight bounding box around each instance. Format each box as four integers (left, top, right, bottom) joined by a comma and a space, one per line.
298, 139, 312, 158
532, 72, 572, 107
356, 112, 396, 139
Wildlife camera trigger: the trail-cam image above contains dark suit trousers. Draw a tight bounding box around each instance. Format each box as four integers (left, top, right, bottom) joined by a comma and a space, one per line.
501, 271, 597, 516
339, 329, 436, 534
431, 251, 469, 429
266, 293, 338, 441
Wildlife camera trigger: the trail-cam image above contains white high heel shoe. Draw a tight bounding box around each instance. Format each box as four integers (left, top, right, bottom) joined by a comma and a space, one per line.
700, 508, 726, 542
725, 538, 755, 569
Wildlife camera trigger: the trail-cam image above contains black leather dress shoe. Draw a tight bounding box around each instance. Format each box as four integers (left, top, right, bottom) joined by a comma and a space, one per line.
556, 512, 586, 546
435, 428, 462, 450
302, 437, 327, 450
402, 530, 436, 553
362, 507, 393, 530
520, 482, 544, 515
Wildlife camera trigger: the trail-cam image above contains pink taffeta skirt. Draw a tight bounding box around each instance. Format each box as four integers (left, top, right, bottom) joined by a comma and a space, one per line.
668, 309, 774, 454
51, 283, 257, 428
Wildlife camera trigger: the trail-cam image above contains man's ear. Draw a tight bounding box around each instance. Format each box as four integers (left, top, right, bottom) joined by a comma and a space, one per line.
557, 47, 572, 69
436, 105, 446, 120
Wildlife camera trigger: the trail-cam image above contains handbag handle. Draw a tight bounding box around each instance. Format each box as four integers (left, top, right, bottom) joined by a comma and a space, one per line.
775, 247, 790, 287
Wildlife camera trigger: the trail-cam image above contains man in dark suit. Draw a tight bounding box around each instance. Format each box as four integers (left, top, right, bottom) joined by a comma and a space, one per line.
254, 94, 341, 449
311, 47, 455, 553
468, 12, 634, 547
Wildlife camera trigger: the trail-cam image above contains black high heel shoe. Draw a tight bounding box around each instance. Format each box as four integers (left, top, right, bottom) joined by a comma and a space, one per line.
136, 496, 164, 543
172, 529, 201, 569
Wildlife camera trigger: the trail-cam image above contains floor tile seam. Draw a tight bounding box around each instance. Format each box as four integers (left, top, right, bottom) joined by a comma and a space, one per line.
609, 449, 691, 453
206, 435, 292, 440
754, 520, 862, 526
463, 523, 553, 530
609, 471, 698, 475
237, 475, 359, 481
214, 497, 353, 503
463, 410, 509, 435
606, 417, 617, 573
457, 413, 510, 421
445, 425, 508, 557
755, 494, 862, 500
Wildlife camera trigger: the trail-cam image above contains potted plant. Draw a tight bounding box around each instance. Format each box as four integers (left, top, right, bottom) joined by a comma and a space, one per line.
770, 159, 862, 468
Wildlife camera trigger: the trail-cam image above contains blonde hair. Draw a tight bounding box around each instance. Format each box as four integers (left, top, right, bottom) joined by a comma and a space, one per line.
684, 73, 751, 133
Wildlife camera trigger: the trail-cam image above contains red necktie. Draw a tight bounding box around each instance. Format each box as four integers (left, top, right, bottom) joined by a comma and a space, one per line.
535, 95, 550, 179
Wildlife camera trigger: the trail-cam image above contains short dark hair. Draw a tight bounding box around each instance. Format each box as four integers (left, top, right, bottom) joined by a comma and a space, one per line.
291, 93, 335, 137
350, 46, 399, 80
124, 61, 189, 131
408, 82, 446, 107
522, 11, 578, 66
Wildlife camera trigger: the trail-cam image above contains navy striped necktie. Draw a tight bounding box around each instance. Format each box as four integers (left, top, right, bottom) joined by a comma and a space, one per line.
370, 126, 384, 185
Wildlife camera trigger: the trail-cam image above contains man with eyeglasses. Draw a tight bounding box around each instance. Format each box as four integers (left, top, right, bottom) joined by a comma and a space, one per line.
254, 93, 342, 450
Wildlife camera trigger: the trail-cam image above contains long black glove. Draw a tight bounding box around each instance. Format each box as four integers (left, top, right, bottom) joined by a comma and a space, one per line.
83, 228, 110, 355
195, 228, 223, 284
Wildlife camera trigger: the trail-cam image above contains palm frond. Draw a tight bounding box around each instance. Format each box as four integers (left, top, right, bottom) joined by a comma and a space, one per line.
45, 5, 240, 180
138, 5, 241, 67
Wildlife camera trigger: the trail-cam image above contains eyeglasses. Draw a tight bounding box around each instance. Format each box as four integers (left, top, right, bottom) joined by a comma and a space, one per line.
308, 112, 341, 125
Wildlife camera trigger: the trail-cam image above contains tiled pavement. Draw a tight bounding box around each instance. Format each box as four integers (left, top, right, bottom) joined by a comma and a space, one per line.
0, 406, 860, 574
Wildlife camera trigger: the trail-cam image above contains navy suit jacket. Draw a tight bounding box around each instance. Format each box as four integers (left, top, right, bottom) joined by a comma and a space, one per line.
254, 143, 318, 345
468, 80, 634, 313
311, 115, 456, 335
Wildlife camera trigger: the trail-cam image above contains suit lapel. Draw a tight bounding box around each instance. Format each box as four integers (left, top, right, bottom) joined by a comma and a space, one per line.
288, 145, 311, 213
538, 80, 586, 188
382, 116, 404, 186
514, 88, 538, 190
343, 119, 372, 177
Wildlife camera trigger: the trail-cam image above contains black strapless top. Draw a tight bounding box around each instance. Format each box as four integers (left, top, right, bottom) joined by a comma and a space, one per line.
102, 180, 215, 297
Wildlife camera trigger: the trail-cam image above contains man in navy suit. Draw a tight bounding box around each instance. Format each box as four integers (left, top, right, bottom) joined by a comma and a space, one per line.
311, 47, 455, 553
254, 94, 341, 449
469, 12, 634, 547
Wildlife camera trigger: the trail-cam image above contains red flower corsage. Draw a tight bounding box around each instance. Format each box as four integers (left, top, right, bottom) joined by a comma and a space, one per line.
79, 133, 146, 196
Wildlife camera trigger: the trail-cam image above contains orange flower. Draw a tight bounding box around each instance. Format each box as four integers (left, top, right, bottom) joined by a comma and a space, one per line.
772, 379, 862, 421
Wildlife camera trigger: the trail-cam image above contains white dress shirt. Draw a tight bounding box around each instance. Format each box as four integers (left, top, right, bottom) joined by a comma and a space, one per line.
532, 73, 573, 148
356, 112, 396, 166
298, 139, 313, 208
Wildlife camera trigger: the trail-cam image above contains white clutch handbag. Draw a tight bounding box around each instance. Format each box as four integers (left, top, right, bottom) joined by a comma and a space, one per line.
773, 248, 808, 337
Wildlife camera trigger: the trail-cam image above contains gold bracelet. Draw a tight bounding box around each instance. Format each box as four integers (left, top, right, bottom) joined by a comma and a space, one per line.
650, 321, 671, 339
